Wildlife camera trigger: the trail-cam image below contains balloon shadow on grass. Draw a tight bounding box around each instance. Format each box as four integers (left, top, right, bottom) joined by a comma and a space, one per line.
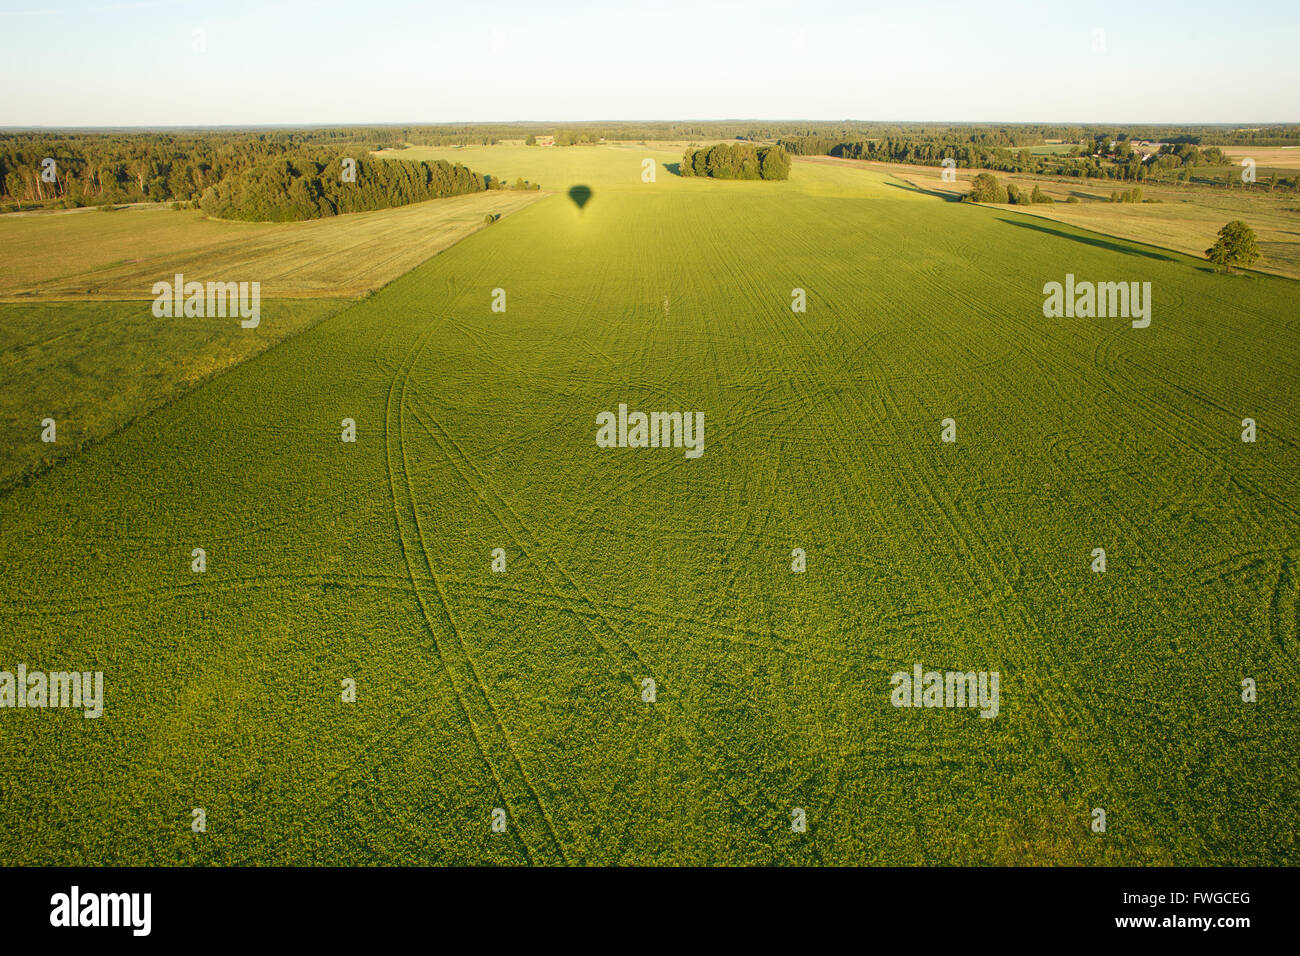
568, 185, 593, 211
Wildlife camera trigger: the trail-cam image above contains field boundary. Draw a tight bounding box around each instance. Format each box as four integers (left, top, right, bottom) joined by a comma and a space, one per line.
0, 196, 546, 497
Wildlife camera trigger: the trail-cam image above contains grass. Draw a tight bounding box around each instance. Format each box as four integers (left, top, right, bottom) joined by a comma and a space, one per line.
1, 145, 1297, 865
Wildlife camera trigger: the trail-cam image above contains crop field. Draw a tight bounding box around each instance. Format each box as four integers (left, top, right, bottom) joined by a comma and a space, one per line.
0, 189, 542, 301
1220, 146, 1300, 175
0, 189, 544, 486
1, 145, 1298, 865
0, 298, 352, 487
818, 155, 1300, 280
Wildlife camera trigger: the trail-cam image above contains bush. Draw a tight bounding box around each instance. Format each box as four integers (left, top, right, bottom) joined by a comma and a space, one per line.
483, 213, 496, 224
1030, 185, 1053, 204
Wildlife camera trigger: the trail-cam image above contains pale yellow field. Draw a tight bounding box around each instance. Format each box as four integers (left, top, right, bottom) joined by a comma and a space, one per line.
803, 155, 1300, 280
1219, 146, 1300, 173
0, 189, 544, 301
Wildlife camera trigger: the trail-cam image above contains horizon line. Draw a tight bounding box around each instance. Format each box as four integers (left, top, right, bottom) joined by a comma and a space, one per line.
3, 119, 1299, 132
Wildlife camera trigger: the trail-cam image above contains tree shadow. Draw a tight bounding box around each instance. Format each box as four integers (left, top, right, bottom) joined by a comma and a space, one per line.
997, 218, 1175, 261
884, 180, 962, 202
664, 162, 682, 177
568, 185, 593, 210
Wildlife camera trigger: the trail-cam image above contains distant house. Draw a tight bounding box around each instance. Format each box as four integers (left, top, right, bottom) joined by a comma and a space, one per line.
535, 135, 555, 147
1131, 140, 1168, 161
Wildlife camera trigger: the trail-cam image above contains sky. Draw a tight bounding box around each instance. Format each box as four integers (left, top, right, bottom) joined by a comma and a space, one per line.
1, 0, 1297, 127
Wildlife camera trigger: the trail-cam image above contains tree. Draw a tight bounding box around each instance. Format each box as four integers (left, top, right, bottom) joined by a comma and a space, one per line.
965, 173, 1007, 203
758, 146, 790, 180
1205, 220, 1261, 272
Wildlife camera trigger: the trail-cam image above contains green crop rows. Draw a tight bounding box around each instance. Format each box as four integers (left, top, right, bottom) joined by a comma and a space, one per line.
1, 147, 1297, 864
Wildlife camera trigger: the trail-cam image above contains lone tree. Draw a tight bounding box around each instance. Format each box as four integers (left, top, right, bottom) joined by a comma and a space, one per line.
1206, 220, 1261, 272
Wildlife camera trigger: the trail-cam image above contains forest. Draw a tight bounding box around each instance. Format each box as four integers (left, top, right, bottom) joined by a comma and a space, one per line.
0, 129, 403, 208
0, 129, 505, 221
196, 152, 488, 221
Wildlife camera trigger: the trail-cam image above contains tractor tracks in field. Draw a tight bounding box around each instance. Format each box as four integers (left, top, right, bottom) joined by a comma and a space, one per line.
401, 243, 829, 853
0, 570, 413, 617
406, 394, 800, 852
1268, 558, 1300, 676
405, 398, 647, 677
718, 212, 1177, 831
1086, 313, 1300, 682
383, 273, 569, 866
1091, 314, 1300, 530
409, 389, 857, 841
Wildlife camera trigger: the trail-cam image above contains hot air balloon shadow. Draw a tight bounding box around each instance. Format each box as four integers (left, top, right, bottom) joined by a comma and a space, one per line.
568, 185, 593, 211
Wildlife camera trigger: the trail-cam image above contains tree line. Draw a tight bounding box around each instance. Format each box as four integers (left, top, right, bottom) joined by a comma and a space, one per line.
776, 134, 1300, 192
196, 152, 491, 222
0, 129, 540, 221
0, 129, 407, 209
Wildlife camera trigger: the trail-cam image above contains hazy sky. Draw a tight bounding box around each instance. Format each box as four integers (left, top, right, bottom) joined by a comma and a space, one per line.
2, 0, 1297, 126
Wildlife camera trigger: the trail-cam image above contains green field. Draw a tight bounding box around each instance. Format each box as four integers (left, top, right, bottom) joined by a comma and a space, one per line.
0, 298, 353, 488
1, 145, 1297, 864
